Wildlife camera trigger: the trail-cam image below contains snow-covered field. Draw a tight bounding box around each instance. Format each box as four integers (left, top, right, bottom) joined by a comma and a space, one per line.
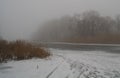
0, 48, 120, 78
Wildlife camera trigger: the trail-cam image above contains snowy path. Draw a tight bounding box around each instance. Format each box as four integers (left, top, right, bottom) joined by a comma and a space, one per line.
0, 48, 120, 78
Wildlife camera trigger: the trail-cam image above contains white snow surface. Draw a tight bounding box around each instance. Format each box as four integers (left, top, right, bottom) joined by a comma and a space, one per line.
0, 48, 120, 78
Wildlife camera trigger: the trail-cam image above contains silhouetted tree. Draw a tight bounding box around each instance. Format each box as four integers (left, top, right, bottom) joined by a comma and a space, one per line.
115, 15, 120, 33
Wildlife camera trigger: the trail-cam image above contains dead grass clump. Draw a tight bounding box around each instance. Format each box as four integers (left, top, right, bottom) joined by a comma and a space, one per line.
0, 40, 50, 62
64, 34, 120, 44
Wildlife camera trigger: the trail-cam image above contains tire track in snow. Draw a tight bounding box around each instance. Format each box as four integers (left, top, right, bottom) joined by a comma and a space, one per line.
46, 65, 60, 78
46, 53, 120, 78
46, 56, 64, 78
58, 55, 120, 78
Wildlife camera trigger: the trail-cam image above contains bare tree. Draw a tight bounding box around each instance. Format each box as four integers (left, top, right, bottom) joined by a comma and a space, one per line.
115, 15, 120, 33
77, 10, 114, 36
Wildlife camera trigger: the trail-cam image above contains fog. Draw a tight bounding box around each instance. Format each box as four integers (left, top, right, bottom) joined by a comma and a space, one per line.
0, 0, 120, 41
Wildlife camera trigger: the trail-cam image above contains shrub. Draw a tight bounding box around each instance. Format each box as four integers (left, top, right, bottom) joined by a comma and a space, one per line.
0, 40, 50, 62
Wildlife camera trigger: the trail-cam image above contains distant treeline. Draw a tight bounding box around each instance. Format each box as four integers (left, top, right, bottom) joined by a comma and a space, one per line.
34, 10, 120, 44
0, 36, 2, 40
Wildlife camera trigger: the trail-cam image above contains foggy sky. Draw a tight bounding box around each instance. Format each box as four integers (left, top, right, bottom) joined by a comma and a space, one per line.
0, 0, 120, 41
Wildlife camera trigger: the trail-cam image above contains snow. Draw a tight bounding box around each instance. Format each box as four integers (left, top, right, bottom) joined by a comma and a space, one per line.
0, 48, 120, 78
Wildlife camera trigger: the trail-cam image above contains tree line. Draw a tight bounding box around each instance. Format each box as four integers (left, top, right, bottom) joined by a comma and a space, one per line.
34, 10, 120, 43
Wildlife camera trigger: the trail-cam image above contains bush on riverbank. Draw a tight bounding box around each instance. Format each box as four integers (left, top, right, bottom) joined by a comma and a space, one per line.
0, 40, 50, 62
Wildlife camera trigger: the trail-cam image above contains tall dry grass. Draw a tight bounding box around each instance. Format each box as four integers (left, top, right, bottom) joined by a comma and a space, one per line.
0, 40, 50, 62
64, 34, 120, 44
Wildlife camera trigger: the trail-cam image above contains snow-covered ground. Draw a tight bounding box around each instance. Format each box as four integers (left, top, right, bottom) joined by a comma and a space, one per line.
0, 48, 120, 78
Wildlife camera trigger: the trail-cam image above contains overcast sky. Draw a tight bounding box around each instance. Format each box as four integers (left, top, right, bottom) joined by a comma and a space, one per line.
0, 0, 120, 41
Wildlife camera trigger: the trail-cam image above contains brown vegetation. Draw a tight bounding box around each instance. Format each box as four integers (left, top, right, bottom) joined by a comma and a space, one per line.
64, 34, 120, 44
0, 40, 50, 62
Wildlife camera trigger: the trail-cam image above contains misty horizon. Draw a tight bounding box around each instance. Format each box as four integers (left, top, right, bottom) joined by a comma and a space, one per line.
0, 0, 120, 41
